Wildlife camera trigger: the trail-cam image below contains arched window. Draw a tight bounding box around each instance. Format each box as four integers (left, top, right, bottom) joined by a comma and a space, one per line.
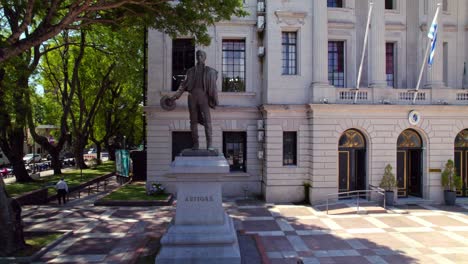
397, 129, 422, 148
339, 129, 365, 148
455, 129, 468, 148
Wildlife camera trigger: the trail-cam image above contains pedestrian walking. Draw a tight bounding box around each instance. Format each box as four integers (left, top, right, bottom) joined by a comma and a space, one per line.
56, 178, 68, 205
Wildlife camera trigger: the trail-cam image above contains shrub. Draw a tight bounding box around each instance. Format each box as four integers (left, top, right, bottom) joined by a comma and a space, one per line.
380, 164, 397, 192
441, 159, 462, 192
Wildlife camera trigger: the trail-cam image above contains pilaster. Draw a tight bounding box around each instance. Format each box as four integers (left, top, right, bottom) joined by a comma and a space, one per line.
311, 0, 333, 102
368, 0, 387, 88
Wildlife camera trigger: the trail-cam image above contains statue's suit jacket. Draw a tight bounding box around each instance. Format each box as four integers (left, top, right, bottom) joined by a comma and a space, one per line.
174, 65, 219, 126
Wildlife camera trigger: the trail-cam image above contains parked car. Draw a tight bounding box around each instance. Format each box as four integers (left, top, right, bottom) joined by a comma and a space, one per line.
23, 153, 42, 164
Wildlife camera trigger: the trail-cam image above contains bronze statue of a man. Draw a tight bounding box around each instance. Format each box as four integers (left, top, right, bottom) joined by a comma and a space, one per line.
169, 50, 218, 150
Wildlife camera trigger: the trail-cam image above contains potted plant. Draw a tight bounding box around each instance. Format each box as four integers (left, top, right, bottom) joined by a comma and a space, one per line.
441, 159, 462, 206
379, 164, 397, 206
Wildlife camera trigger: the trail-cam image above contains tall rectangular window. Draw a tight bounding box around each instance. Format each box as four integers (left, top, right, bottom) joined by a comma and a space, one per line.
442, 0, 448, 11
172, 132, 193, 161
172, 39, 195, 91
385, 0, 395, 10
223, 132, 246, 172
328, 41, 345, 87
283, 132, 297, 166
327, 0, 343, 8
386, 43, 396, 87
222, 40, 246, 92
282, 32, 297, 75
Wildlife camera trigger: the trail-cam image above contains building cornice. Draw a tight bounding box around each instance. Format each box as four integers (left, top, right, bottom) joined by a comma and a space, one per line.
274, 10, 307, 26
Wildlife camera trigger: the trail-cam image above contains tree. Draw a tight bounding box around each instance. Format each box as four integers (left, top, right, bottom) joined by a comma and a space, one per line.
0, 0, 246, 64
89, 25, 144, 163
0, 0, 246, 256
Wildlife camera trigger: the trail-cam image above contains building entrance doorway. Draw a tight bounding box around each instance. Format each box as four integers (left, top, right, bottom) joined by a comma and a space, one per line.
454, 129, 468, 197
338, 129, 366, 196
397, 130, 423, 197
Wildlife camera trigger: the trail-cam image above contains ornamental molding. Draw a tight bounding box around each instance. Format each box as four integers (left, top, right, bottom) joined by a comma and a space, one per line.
274, 10, 307, 26
385, 22, 406, 31
420, 23, 457, 32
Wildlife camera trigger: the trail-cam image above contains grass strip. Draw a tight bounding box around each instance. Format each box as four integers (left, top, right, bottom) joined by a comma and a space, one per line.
14, 232, 62, 257
102, 183, 169, 201
6, 162, 115, 197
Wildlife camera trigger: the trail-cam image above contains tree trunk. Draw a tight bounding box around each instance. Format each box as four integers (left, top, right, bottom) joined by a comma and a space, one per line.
73, 139, 86, 169
0, 178, 26, 256
3, 129, 33, 183
95, 143, 102, 165
49, 149, 62, 175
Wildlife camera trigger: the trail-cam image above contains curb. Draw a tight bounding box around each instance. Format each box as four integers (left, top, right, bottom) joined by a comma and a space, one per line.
94, 194, 173, 206
0, 230, 73, 263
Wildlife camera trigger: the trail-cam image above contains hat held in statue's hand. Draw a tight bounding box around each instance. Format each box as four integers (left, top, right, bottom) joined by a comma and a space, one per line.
160, 95, 176, 111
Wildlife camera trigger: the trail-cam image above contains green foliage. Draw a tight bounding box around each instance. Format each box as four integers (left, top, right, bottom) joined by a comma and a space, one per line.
441, 159, 462, 192
0, 0, 247, 63
102, 183, 169, 201
380, 164, 397, 191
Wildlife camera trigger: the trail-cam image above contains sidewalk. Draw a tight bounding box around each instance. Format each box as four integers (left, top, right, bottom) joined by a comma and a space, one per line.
20, 187, 468, 263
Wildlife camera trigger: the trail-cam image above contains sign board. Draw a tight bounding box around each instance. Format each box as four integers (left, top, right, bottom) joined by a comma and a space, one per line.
115, 149, 130, 177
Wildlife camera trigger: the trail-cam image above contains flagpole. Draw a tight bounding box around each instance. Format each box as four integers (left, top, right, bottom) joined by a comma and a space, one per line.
412, 3, 441, 104
354, 1, 373, 104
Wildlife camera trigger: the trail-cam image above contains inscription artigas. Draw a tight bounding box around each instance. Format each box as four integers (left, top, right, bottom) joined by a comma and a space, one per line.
185, 195, 214, 202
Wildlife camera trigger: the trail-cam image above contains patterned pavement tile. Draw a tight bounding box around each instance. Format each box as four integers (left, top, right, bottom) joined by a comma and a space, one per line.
351, 233, 414, 249
243, 220, 281, 232
287, 218, 330, 231
258, 236, 296, 252
331, 217, 379, 229
277, 207, 315, 218
399, 231, 467, 248
64, 238, 121, 254
374, 215, 425, 228
237, 208, 273, 217
301, 234, 354, 251
90, 222, 135, 233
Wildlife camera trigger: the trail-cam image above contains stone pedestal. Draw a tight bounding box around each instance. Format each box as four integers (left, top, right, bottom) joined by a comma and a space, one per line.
155, 154, 240, 264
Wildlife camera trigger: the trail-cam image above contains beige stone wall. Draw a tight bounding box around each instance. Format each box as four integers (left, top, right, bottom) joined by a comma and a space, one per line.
308, 104, 468, 204
261, 105, 310, 202
146, 106, 262, 197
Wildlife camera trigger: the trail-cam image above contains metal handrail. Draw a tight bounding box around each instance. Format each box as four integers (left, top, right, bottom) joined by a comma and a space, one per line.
326, 188, 385, 215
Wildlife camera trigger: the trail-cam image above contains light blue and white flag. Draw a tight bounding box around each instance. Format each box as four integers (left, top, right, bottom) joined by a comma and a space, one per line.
427, 7, 440, 66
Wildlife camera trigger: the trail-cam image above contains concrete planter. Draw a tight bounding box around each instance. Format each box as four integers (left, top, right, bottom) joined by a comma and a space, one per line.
444, 190, 456, 206
384, 191, 394, 207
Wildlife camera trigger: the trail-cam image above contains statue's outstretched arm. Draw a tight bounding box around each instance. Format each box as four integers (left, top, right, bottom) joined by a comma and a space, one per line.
171, 81, 186, 100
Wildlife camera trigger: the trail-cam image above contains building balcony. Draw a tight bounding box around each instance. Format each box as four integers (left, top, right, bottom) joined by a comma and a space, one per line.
330, 87, 468, 105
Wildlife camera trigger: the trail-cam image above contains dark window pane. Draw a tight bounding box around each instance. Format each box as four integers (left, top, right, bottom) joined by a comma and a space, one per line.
223, 132, 247, 172
327, 0, 343, 8
172, 39, 195, 91
283, 132, 297, 165
386, 43, 395, 87
282, 32, 297, 75
222, 40, 246, 92
385, 0, 394, 9
328, 41, 345, 87
172, 132, 193, 161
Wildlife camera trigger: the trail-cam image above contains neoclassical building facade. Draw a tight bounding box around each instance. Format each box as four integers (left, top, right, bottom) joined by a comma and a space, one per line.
146, 0, 468, 204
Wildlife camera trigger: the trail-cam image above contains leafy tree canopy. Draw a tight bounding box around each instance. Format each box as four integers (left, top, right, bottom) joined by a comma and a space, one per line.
0, 0, 247, 63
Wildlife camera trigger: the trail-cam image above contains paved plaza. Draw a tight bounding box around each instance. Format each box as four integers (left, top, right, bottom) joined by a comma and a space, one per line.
19, 189, 468, 264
